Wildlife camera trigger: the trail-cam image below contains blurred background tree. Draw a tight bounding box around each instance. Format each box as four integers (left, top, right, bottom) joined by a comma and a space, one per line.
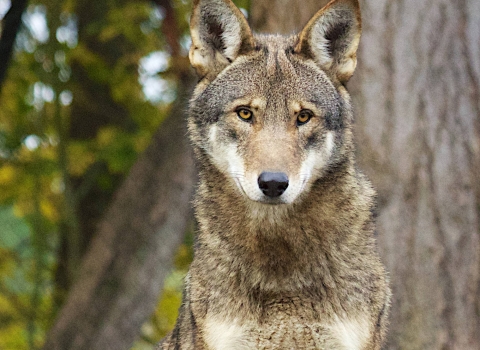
1, 0, 479, 349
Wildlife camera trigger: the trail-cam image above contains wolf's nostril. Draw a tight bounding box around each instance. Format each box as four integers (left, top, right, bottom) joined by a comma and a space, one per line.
258, 172, 289, 198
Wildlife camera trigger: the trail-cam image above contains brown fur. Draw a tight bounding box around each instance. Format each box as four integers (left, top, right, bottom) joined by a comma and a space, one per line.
158, 0, 390, 349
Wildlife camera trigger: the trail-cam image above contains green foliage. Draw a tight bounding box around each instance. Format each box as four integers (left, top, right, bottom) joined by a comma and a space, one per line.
0, 206, 56, 350
0, 0, 194, 348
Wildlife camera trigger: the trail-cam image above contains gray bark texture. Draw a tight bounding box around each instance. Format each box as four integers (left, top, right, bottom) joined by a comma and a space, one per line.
250, 0, 329, 34
254, 0, 480, 348
349, 0, 480, 348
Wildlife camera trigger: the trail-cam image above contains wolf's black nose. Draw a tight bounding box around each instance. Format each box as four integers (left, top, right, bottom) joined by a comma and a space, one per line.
258, 172, 289, 198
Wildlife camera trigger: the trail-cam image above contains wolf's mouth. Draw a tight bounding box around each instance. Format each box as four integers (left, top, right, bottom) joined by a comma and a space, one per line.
256, 197, 288, 205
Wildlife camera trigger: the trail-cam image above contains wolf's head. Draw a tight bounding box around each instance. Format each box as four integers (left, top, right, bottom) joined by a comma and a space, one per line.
188, 0, 361, 206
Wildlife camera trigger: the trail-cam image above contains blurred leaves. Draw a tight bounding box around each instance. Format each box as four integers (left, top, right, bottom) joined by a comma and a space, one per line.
0, 0, 191, 348
0, 206, 56, 350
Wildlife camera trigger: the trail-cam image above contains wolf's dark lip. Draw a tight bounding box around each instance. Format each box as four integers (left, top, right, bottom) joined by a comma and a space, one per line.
255, 197, 287, 205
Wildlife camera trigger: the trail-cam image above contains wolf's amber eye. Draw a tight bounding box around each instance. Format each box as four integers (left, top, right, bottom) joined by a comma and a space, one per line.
236, 108, 253, 121
297, 110, 313, 125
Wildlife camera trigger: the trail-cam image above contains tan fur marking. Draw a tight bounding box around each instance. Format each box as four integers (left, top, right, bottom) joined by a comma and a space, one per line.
289, 100, 324, 117
227, 97, 266, 112
266, 43, 276, 76
265, 38, 296, 78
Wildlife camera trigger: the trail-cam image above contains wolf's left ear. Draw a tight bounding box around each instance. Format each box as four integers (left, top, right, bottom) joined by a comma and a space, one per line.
295, 0, 361, 83
189, 0, 254, 79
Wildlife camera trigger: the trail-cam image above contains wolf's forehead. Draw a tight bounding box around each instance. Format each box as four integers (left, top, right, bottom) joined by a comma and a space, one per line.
254, 34, 298, 77
194, 34, 337, 117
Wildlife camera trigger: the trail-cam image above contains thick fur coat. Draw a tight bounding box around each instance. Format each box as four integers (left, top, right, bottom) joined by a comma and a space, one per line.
158, 0, 391, 349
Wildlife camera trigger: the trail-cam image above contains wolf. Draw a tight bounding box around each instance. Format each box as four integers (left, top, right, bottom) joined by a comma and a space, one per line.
158, 0, 391, 348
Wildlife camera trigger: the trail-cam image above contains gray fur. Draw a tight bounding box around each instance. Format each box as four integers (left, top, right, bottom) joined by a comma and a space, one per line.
158, 0, 390, 349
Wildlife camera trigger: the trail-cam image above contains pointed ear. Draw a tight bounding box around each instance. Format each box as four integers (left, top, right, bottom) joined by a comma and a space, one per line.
295, 0, 361, 83
189, 0, 254, 79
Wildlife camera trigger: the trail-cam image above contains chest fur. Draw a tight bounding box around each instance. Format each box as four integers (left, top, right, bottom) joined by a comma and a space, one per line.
203, 313, 372, 350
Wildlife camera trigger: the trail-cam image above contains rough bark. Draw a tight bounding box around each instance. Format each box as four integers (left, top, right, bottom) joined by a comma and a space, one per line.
253, 0, 480, 348
250, 0, 329, 34
349, 0, 480, 348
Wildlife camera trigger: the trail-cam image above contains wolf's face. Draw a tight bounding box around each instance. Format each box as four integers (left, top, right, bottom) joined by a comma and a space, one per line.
189, 0, 361, 205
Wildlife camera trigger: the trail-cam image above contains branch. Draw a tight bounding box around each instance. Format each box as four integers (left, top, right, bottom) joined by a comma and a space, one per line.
151, 0, 181, 57
0, 0, 29, 96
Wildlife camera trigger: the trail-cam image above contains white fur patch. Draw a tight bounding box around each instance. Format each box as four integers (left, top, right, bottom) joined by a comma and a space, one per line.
328, 315, 371, 350
310, 26, 332, 68
208, 125, 260, 200
189, 45, 209, 71
208, 126, 336, 206
325, 130, 335, 154
204, 317, 253, 350
220, 19, 242, 60
208, 125, 244, 175
285, 131, 334, 202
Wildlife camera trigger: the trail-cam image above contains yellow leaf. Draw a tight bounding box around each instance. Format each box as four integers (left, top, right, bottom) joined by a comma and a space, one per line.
13, 201, 33, 218
40, 199, 59, 222
68, 143, 95, 176
0, 165, 16, 184
96, 127, 118, 147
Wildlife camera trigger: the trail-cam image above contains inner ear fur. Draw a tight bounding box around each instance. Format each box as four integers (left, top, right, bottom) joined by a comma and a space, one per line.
295, 0, 362, 83
189, 0, 254, 79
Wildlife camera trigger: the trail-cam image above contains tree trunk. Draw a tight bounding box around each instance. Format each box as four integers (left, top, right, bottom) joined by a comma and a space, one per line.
252, 0, 480, 348
349, 0, 480, 348
42, 73, 195, 349
250, 0, 329, 34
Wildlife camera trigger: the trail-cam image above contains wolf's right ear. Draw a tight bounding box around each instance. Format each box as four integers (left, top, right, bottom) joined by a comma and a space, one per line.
295, 0, 361, 84
189, 0, 254, 79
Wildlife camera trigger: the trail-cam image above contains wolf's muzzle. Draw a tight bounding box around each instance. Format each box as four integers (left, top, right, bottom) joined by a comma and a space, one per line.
258, 172, 289, 198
